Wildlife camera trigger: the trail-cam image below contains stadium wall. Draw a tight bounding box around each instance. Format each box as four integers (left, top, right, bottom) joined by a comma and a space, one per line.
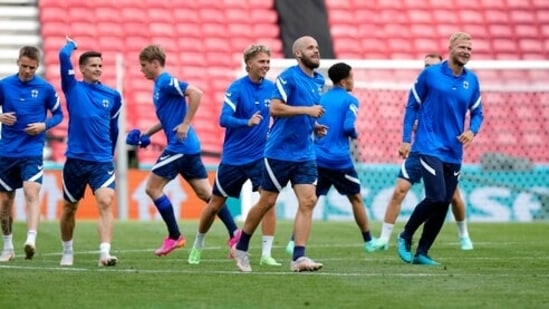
10, 165, 549, 222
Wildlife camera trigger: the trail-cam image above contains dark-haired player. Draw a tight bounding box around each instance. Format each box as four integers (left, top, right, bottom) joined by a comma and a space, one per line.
58, 36, 121, 267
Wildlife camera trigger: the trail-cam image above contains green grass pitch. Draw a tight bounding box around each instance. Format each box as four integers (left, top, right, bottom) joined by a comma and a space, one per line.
1, 220, 548, 308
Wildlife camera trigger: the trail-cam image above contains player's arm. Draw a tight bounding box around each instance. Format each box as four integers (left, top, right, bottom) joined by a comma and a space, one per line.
220, 86, 248, 128
143, 122, 163, 136
271, 74, 324, 117
109, 92, 122, 155
270, 99, 324, 118
0, 80, 4, 105
0, 81, 14, 125
343, 98, 359, 139
458, 82, 483, 147
23, 87, 63, 136
402, 72, 427, 144
182, 84, 202, 125
44, 89, 63, 130
59, 37, 78, 92
160, 76, 202, 140
163, 77, 202, 125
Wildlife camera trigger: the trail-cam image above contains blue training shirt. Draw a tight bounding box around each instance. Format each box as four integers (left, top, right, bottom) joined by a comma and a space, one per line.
153, 72, 200, 155
402, 61, 484, 164
0, 74, 63, 157
315, 86, 358, 169
266, 65, 325, 162
220, 76, 273, 165
59, 42, 122, 162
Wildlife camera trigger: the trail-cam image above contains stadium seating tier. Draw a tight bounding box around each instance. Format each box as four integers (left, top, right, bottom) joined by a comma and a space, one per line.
38, 0, 549, 164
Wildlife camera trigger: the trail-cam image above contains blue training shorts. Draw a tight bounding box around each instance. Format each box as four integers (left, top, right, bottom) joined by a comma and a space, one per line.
397, 152, 422, 184
63, 158, 115, 202
260, 158, 317, 193
151, 150, 207, 181
316, 166, 361, 196
0, 156, 43, 191
213, 158, 263, 198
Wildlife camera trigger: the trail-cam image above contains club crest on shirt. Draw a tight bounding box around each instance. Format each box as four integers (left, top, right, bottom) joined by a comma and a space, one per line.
31, 89, 39, 98
102, 99, 109, 108
463, 81, 469, 90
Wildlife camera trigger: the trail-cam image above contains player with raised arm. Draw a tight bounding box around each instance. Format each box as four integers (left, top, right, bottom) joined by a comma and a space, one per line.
397, 32, 483, 265
187, 44, 281, 266
373, 53, 473, 251
232, 36, 326, 272
58, 37, 121, 267
0, 46, 63, 262
132, 44, 240, 257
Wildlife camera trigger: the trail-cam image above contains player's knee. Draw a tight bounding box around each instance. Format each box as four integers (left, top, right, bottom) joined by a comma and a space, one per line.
299, 195, 317, 210
144, 185, 161, 198
62, 202, 78, 215
393, 187, 409, 201
195, 190, 211, 202
96, 195, 113, 210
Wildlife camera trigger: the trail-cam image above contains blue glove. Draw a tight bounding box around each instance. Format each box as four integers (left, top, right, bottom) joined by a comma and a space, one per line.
139, 134, 151, 148
126, 129, 141, 146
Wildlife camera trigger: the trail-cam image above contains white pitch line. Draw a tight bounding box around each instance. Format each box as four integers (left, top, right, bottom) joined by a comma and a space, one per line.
1, 264, 548, 278
0, 264, 484, 277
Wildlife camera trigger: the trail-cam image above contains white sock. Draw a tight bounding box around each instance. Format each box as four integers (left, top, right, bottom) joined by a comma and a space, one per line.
379, 222, 394, 242
456, 220, 469, 238
3, 234, 14, 251
26, 230, 37, 245
193, 232, 206, 249
261, 235, 274, 258
62, 240, 73, 253
99, 242, 111, 257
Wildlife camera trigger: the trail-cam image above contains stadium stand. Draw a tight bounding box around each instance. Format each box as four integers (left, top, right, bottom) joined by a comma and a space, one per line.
37, 0, 282, 164
0, 0, 543, 164
324, 0, 549, 163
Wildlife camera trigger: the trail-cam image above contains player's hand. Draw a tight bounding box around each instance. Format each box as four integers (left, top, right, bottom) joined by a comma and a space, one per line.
173, 123, 190, 141
457, 130, 475, 148
65, 35, 78, 48
248, 111, 263, 126
0, 112, 16, 125
314, 123, 328, 137
398, 142, 411, 159
24, 122, 46, 136
126, 129, 142, 146
139, 134, 151, 148
309, 105, 325, 118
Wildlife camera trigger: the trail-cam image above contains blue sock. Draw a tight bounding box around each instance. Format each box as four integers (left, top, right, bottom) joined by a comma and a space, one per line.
293, 246, 305, 261
235, 231, 251, 251
216, 204, 238, 237
362, 230, 372, 242
154, 195, 180, 239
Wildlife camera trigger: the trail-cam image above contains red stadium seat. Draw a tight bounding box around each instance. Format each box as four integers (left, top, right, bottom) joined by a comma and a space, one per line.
510, 10, 537, 23
248, 0, 274, 9
407, 10, 434, 24
39, 0, 549, 164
